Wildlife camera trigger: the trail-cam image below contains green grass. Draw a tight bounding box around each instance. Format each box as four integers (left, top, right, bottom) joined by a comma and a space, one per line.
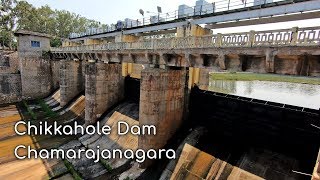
63, 160, 83, 180
100, 159, 113, 172
210, 72, 320, 85
22, 100, 37, 120
37, 99, 57, 118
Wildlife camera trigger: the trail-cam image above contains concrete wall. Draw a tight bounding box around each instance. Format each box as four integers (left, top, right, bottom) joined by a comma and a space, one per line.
17, 35, 50, 58
0, 52, 22, 104
85, 62, 124, 124
0, 52, 19, 74
308, 55, 320, 77
139, 68, 187, 167
84, 39, 104, 45
19, 58, 53, 99
0, 74, 22, 104
177, 24, 212, 37
60, 60, 84, 107
115, 34, 140, 43
51, 60, 60, 90
188, 67, 209, 90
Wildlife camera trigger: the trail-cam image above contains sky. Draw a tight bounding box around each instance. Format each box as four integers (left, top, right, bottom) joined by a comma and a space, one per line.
25, 0, 194, 24
25, 0, 320, 33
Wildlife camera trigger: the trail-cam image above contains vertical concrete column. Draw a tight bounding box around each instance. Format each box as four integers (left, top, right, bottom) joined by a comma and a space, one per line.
290, 27, 299, 46
85, 62, 124, 125
217, 54, 226, 70
122, 63, 129, 77
265, 49, 275, 73
188, 67, 199, 89
198, 68, 209, 90
216, 33, 223, 47
188, 68, 209, 90
139, 68, 186, 167
60, 60, 84, 107
248, 30, 256, 47
176, 27, 187, 37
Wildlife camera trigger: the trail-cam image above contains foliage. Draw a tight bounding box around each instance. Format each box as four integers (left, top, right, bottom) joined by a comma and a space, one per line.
50, 37, 62, 47
63, 160, 83, 180
22, 100, 37, 120
0, 0, 16, 49
37, 99, 57, 118
0, 0, 105, 49
100, 159, 113, 172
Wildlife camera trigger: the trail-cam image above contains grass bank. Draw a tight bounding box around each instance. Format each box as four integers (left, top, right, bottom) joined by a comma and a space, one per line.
210, 72, 320, 85
37, 99, 57, 118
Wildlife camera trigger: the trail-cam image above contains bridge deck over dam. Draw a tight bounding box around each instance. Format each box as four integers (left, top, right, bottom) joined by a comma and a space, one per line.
68, 0, 320, 40
52, 26, 320, 77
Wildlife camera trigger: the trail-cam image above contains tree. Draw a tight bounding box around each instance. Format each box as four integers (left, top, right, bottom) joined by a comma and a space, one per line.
50, 37, 62, 47
0, 0, 17, 49
1, 1, 107, 48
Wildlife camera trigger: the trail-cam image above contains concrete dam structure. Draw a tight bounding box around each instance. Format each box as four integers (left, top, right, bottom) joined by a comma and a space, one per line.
0, 1, 320, 179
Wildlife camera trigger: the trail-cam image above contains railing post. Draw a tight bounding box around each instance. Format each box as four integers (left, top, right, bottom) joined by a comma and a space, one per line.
151, 39, 154, 50
212, 2, 215, 13
216, 33, 223, 47
248, 30, 256, 47
290, 26, 299, 46
192, 36, 196, 48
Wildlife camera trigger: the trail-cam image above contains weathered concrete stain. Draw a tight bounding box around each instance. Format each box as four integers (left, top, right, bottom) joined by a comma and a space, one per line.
139, 68, 186, 167
85, 62, 124, 125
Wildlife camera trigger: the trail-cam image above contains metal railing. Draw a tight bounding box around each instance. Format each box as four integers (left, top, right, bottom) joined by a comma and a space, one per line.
69, 0, 289, 39
52, 26, 320, 52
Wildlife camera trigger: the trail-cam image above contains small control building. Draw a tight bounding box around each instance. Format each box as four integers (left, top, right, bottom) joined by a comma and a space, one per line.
14, 30, 51, 58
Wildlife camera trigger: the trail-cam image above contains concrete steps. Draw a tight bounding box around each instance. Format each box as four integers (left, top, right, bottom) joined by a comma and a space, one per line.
54, 102, 141, 179
0, 91, 88, 179
59, 140, 108, 179
160, 127, 206, 180
170, 143, 264, 180
85, 103, 139, 169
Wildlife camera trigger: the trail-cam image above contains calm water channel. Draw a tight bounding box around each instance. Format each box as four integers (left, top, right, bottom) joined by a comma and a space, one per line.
208, 80, 320, 110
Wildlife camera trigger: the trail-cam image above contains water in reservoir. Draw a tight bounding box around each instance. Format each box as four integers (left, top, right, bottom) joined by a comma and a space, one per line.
208, 80, 320, 110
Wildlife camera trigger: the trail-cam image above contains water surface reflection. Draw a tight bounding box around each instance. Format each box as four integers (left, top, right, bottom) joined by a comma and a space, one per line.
209, 80, 320, 109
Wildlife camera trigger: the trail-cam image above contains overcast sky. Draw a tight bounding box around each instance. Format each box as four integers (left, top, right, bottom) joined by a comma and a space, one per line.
25, 0, 320, 33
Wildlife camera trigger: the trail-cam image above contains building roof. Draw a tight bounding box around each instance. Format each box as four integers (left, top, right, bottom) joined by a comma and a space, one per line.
14, 30, 52, 38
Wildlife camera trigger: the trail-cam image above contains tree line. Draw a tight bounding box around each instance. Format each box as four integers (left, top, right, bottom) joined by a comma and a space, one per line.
0, 0, 106, 49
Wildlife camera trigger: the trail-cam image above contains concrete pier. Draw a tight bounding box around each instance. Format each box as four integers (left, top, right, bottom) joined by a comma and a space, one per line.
59, 60, 84, 107
139, 68, 186, 167
85, 61, 124, 125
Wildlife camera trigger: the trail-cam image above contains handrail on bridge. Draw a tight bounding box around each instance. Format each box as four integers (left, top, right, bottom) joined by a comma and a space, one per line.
52, 26, 320, 52
69, 0, 302, 39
